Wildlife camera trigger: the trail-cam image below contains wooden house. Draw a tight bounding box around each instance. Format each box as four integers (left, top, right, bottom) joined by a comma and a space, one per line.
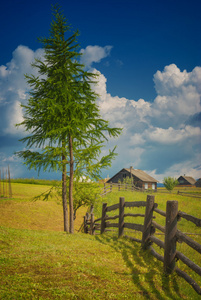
195, 178, 201, 188
177, 175, 196, 186
107, 168, 158, 190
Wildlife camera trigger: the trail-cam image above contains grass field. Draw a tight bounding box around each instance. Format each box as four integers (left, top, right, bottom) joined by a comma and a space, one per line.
0, 182, 201, 299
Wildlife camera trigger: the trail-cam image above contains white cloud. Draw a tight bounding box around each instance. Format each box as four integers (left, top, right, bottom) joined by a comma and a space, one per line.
80, 45, 113, 68
129, 133, 145, 146
0, 44, 201, 181
3, 101, 24, 135
152, 64, 201, 128
146, 125, 201, 144
2, 154, 17, 162
0, 45, 44, 136
91, 64, 201, 180
154, 64, 189, 94
153, 155, 201, 183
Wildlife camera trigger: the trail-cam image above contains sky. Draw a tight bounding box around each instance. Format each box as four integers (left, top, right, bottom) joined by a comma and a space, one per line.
0, 0, 201, 182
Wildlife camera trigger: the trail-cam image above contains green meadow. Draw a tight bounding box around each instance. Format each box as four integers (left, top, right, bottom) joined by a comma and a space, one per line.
0, 182, 201, 299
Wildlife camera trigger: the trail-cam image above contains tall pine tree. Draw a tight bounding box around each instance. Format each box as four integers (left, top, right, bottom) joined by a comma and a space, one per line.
16, 6, 121, 233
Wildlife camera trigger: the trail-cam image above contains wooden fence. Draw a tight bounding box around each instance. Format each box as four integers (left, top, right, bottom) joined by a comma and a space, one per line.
177, 190, 201, 198
83, 195, 201, 295
101, 182, 201, 198
101, 182, 143, 196
0, 166, 12, 198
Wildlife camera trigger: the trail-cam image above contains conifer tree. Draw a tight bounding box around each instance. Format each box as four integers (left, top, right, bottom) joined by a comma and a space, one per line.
16, 6, 121, 233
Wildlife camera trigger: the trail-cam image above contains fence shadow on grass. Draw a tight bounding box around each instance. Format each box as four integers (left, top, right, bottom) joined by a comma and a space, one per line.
95, 234, 182, 300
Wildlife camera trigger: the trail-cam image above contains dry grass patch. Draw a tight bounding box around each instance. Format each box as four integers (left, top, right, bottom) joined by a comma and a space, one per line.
0, 183, 86, 232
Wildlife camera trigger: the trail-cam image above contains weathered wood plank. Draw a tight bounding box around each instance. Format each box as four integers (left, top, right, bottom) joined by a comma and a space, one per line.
175, 267, 201, 295
119, 197, 125, 237
176, 251, 201, 276
125, 201, 146, 208
124, 235, 142, 243
90, 213, 95, 235
149, 246, 164, 263
94, 217, 102, 223
106, 222, 119, 228
164, 200, 178, 274
149, 236, 165, 249
105, 215, 119, 221
141, 195, 155, 249
177, 191, 201, 199
106, 203, 119, 212
101, 203, 107, 234
124, 213, 145, 218
176, 230, 201, 254
178, 211, 201, 227
154, 207, 166, 217
124, 222, 144, 232
152, 221, 165, 233
94, 224, 101, 229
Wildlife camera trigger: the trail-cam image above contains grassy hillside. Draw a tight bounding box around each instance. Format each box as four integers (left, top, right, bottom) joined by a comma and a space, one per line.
0, 182, 201, 299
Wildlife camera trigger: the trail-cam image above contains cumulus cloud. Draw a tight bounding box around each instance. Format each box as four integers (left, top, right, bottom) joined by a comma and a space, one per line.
0, 45, 44, 136
0, 44, 201, 181
151, 64, 201, 128
91, 64, 201, 180
80, 45, 113, 68
146, 125, 201, 144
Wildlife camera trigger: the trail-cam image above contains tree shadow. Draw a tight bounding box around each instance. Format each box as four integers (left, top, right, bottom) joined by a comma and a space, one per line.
95, 234, 182, 299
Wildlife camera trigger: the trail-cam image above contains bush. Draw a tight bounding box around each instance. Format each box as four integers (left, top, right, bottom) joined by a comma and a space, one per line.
163, 177, 178, 191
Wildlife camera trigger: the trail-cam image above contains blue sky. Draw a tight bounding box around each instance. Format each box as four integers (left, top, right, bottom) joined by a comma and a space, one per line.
0, 0, 201, 182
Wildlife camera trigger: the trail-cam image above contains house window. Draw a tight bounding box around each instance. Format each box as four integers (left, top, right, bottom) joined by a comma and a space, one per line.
145, 183, 148, 189
123, 174, 127, 178
152, 183, 155, 190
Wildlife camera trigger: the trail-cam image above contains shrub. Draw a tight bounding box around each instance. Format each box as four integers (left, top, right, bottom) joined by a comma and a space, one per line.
163, 177, 178, 191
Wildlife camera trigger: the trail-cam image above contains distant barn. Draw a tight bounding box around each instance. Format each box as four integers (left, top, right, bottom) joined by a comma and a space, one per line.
195, 178, 201, 187
107, 168, 158, 190
177, 175, 196, 186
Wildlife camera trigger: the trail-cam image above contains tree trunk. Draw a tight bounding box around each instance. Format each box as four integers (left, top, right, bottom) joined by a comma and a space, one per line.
62, 154, 69, 233
69, 134, 74, 233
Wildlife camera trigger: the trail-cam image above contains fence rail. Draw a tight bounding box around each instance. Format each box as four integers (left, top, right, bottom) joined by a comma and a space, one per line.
177, 191, 201, 198
100, 182, 201, 198
100, 182, 143, 196
83, 195, 201, 295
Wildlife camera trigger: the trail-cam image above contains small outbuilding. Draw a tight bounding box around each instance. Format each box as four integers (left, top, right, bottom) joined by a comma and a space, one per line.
107, 167, 158, 190
195, 178, 201, 187
177, 175, 196, 186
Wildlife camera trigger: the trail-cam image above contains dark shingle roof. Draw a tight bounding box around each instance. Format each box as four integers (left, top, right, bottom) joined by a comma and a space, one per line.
179, 176, 196, 185
195, 178, 201, 186
125, 168, 158, 182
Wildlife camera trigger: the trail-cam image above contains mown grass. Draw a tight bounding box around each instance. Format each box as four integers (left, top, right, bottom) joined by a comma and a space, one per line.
93, 188, 201, 298
0, 183, 85, 232
1, 226, 192, 300
0, 182, 201, 299
9, 178, 61, 185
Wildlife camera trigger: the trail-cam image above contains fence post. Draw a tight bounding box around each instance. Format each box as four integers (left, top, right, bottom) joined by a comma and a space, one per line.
118, 183, 120, 191
164, 200, 178, 274
141, 195, 155, 249
104, 183, 106, 195
84, 212, 89, 234
90, 213, 95, 235
84, 216, 87, 233
90, 204, 94, 214
101, 203, 107, 234
119, 197, 125, 237
110, 183, 112, 192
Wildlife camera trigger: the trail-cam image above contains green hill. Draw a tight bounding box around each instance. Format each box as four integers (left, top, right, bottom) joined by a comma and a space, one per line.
0, 182, 200, 299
